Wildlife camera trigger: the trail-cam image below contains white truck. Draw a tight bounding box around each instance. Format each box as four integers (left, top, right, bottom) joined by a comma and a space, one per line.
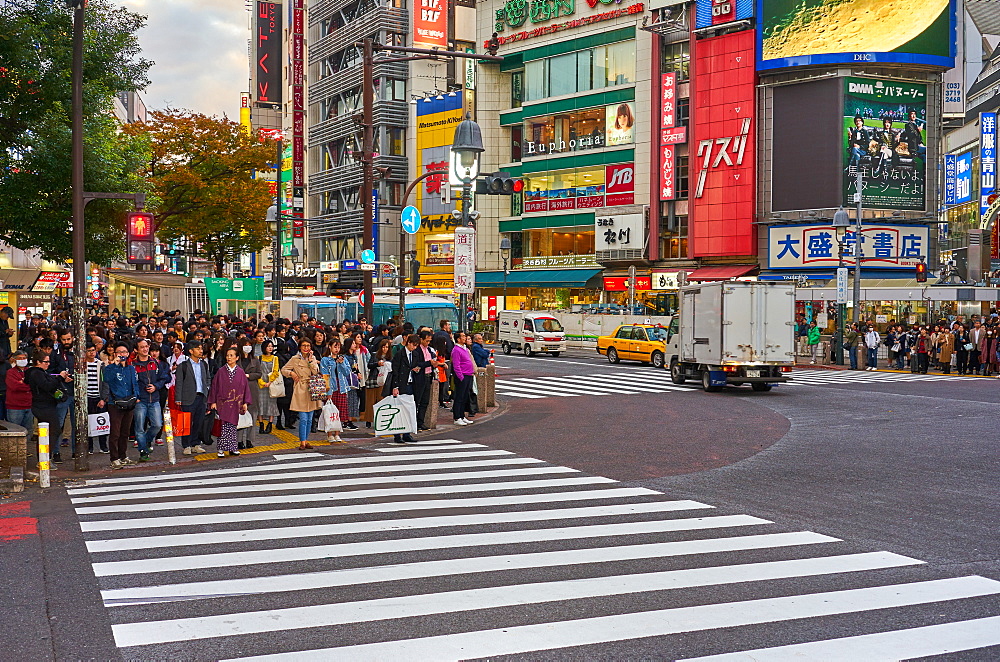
666, 281, 795, 392
498, 310, 567, 357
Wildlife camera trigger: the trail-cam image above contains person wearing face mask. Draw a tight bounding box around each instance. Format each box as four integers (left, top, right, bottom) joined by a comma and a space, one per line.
100, 342, 141, 469
236, 341, 262, 449
4, 351, 33, 433
863, 324, 881, 371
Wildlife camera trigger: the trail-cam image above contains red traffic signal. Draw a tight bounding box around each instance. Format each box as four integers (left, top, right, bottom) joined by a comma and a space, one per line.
127, 212, 154, 239
126, 212, 155, 265
484, 172, 523, 195
915, 262, 927, 283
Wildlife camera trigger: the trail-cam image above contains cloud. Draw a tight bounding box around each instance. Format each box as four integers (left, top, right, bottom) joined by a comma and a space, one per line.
122, 0, 250, 118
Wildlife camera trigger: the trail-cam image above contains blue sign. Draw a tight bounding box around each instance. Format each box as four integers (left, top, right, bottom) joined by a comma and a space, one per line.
341, 259, 360, 271
956, 151, 973, 205
695, 0, 754, 29
981, 112, 996, 220
945, 154, 957, 205
360, 249, 376, 264
401, 206, 422, 235
371, 190, 379, 261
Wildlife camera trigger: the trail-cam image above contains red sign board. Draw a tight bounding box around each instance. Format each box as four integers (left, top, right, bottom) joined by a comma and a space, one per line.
603, 276, 652, 291
661, 73, 677, 129
712, 0, 735, 25
660, 144, 676, 201
414, 0, 447, 48
691, 30, 756, 258
605, 164, 636, 206
660, 126, 687, 145
488, 296, 498, 321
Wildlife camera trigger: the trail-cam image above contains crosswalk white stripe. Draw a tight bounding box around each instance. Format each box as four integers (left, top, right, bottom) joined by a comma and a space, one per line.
69, 453, 533, 496
372, 442, 486, 452
74, 476, 618, 515
101, 531, 836, 606
78, 454, 327, 487
379, 439, 465, 445
494, 381, 584, 396
90, 514, 769, 576
533, 374, 678, 391
86, 503, 716, 552
79, 487, 664, 532
220, 576, 1000, 662
495, 380, 630, 395
524, 377, 660, 394
679, 615, 1000, 661
71, 466, 581, 505
110, 552, 923, 648
496, 390, 547, 398
569, 374, 689, 392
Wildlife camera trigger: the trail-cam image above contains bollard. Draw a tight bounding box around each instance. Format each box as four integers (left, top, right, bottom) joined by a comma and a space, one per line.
162, 407, 177, 465
426, 375, 439, 429
485, 363, 496, 408
38, 422, 50, 489
488, 349, 495, 365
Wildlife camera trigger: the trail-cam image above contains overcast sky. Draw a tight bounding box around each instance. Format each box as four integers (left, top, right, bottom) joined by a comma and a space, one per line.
122, 0, 250, 118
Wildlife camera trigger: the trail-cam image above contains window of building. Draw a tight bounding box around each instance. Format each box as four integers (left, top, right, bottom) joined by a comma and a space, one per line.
525, 60, 548, 102
382, 79, 406, 101
511, 71, 524, 108
387, 127, 405, 156
511, 125, 523, 162
676, 154, 689, 198
661, 41, 690, 81
522, 41, 635, 102
659, 211, 688, 260
676, 97, 690, 127
380, 181, 405, 206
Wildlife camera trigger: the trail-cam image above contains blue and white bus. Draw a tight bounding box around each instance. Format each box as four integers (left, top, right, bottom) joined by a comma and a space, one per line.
293, 290, 458, 329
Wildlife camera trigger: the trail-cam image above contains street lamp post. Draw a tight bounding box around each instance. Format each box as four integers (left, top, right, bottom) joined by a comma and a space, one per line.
450, 117, 484, 334
499, 236, 511, 308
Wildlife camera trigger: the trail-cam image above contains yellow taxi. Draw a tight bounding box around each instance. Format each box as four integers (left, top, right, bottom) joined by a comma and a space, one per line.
596, 324, 670, 367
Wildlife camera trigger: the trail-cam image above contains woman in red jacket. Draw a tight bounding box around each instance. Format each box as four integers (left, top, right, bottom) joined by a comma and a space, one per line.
4, 350, 33, 431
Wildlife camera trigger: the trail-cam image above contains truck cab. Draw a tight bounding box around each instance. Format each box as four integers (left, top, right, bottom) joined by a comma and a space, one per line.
498, 311, 567, 357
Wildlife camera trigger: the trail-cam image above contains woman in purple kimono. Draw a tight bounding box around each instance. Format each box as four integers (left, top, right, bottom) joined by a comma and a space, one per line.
208, 347, 252, 458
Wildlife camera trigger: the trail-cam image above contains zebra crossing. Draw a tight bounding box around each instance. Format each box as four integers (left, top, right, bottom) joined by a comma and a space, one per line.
67, 440, 1000, 659
495, 367, 985, 399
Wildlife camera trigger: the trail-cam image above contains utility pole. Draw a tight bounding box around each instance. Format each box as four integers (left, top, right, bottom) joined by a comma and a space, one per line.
70, 0, 88, 472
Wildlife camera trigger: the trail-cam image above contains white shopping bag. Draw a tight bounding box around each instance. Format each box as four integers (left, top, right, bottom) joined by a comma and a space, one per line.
88, 412, 110, 437
318, 400, 343, 433
372, 394, 417, 437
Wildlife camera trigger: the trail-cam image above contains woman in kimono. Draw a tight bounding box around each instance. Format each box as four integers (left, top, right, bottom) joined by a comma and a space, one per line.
208, 347, 252, 458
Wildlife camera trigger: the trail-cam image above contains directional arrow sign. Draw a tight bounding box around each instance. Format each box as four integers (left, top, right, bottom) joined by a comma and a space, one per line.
401, 206, 421, 235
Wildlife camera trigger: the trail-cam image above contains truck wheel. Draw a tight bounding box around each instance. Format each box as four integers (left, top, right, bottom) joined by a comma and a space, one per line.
549, 352, 561, 357
501, 342, 511, 355
607, 347, 620, 364
523, 344, 535, 357
670, 360, 686, 384
751, 383, 772, 392
702, 371, 720, 392
651, 351, 665, 368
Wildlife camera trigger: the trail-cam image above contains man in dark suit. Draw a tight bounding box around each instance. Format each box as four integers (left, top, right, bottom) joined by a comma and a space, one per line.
174, 340, 211, 455
383, 334, 421, 444
412, 330, 436, 430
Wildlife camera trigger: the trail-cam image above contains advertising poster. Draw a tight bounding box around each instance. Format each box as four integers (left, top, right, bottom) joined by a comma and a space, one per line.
759, 0, 955, 70
955, 151, 973, 205
605, 103, 636, 146
842, 77, 927, 211
981, 112, 996, 221
696, 0, 754, 28
767, 224, 930, 269
254, 1, 282, 106
414, 0, 447, 48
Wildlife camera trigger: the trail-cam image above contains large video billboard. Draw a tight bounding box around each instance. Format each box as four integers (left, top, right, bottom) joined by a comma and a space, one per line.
758, 0, 955, 70
842, 77, 927, 211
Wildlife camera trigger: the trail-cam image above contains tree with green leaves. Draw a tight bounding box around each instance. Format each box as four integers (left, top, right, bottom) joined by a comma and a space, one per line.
124, 109, 276, 276
0, 0, 153, 264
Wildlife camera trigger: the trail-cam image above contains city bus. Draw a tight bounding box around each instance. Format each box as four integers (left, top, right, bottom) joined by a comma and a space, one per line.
292, 290, 459, 329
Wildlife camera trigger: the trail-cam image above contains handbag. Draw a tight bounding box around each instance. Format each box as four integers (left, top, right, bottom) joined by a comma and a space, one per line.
268, 377, 285, 398
237, 411, 253, 429
891, 342, 901, 352
113, 396, 138, 411
307, 374, 327, 400
376, 362, 391, 387
318, 400, 343, 433
964, 342, 974, 351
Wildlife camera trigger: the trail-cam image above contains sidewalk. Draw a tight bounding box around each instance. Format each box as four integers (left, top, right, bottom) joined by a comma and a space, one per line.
794, 357, 992, 378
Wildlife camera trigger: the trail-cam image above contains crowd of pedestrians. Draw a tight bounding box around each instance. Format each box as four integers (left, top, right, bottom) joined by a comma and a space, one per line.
0, 307, 492, 469
841, 317, 1000, 374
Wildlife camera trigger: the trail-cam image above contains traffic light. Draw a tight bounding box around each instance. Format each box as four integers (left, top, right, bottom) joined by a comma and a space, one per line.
126, 211, 155, 265
479, 172, 524, 195
915, 261, 927, 283
409, 258, 421, 287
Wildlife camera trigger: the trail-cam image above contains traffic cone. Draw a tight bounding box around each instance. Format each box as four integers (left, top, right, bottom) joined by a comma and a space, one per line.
489, 349, 495, 365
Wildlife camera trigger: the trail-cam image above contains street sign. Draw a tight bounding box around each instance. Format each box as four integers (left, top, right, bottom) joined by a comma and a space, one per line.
359, 263, 376, 271
360, 249, 376, 264
320, 261, 339, 272
401, 206, 421, 235
382, 264, 394, 274
341, 259, 360, 271
454, 226, 476, 294
836, 267, 848, 304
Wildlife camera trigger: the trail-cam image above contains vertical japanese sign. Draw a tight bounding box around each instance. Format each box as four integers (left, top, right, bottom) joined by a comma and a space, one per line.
981, 112, 996, 221
659, 73, 677, 201
414, 0, 447, 49
291, 0, 305, 191
955, 151, 973, 205
453, 226, 476, 294
842, 77, 927, 211
255, 2, 281, 106
944, 154, 957, 206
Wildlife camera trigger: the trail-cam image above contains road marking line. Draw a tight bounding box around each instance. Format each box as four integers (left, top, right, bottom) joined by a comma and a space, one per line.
110, 552, 922, 648
218, 576, 1000, 662
496, 380, 643, 396
495, 391, 547, 398
77, 454, 327, 487
74, 476, 619, 515
372, 443, 486, 453
567, 374, 690, 392
79, 487, 664, 532
86, 502, 716, 553
71, 466, 582, 505
678, 615, 1000, 661
69, 453, 530, 496
90, 514, 768, 576
530, 375, 681, 392
101, 531, 835, 606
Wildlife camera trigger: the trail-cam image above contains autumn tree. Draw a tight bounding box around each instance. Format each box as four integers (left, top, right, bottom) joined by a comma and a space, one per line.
124, 109, 275, 276
0, 0, 153, 264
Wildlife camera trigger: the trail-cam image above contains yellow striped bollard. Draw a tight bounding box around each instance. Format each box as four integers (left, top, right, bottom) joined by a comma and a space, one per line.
38, 422, 50, 488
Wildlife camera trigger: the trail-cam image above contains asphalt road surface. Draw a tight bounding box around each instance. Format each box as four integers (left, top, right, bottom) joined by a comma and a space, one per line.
3, 348, 999, 660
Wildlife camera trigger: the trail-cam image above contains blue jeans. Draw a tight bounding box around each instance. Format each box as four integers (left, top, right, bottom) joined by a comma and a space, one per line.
849, 346, 858, 369
6, 408, 33, 433
867, 348, 878, 369
297, 410, 314, 443
896, 352, 906, 369
56, 394, 77, 451
133, 401, 162, 454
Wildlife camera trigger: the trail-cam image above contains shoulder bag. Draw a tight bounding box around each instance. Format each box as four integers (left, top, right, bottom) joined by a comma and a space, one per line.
113, 396, 138, 411
307, 373, 327, 400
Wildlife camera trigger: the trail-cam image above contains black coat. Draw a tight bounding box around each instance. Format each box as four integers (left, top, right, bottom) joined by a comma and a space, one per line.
383, 347, 422, 396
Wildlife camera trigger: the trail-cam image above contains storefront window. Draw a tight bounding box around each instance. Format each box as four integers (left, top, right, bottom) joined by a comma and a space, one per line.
522, 104, 634, 157
522, 41, 635, 102
516, 228, 596, 268
659, 212, 688, 260
511, 125, 522, 162
661, 41, 690, 81
522, 162, 635, 213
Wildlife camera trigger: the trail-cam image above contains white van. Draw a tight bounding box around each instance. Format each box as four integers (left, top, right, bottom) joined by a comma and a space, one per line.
498, 311, 567, 357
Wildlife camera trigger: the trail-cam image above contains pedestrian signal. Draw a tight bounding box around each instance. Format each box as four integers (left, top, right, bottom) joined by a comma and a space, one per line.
915, 262, 927, 283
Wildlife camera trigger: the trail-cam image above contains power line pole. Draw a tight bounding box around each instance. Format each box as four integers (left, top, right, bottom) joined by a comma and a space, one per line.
70, 0, 88, 472
360, 38, 375, 322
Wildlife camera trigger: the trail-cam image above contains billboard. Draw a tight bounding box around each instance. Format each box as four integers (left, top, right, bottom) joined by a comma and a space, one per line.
696, 0, 753, 29
255, 1, 282, 106
691, 30, 756, 257
767, 223, 930, 269
414, 0, 447, 49
842, 77, 927, 211
955, 151, 973, 206
981, 112, 996, 222
758, 0, 955, 70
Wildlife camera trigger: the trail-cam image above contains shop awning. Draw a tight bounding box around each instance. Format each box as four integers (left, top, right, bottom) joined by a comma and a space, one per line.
105, 270, 190, 288
475, 268, 603, 288
686, 265, 758, 281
